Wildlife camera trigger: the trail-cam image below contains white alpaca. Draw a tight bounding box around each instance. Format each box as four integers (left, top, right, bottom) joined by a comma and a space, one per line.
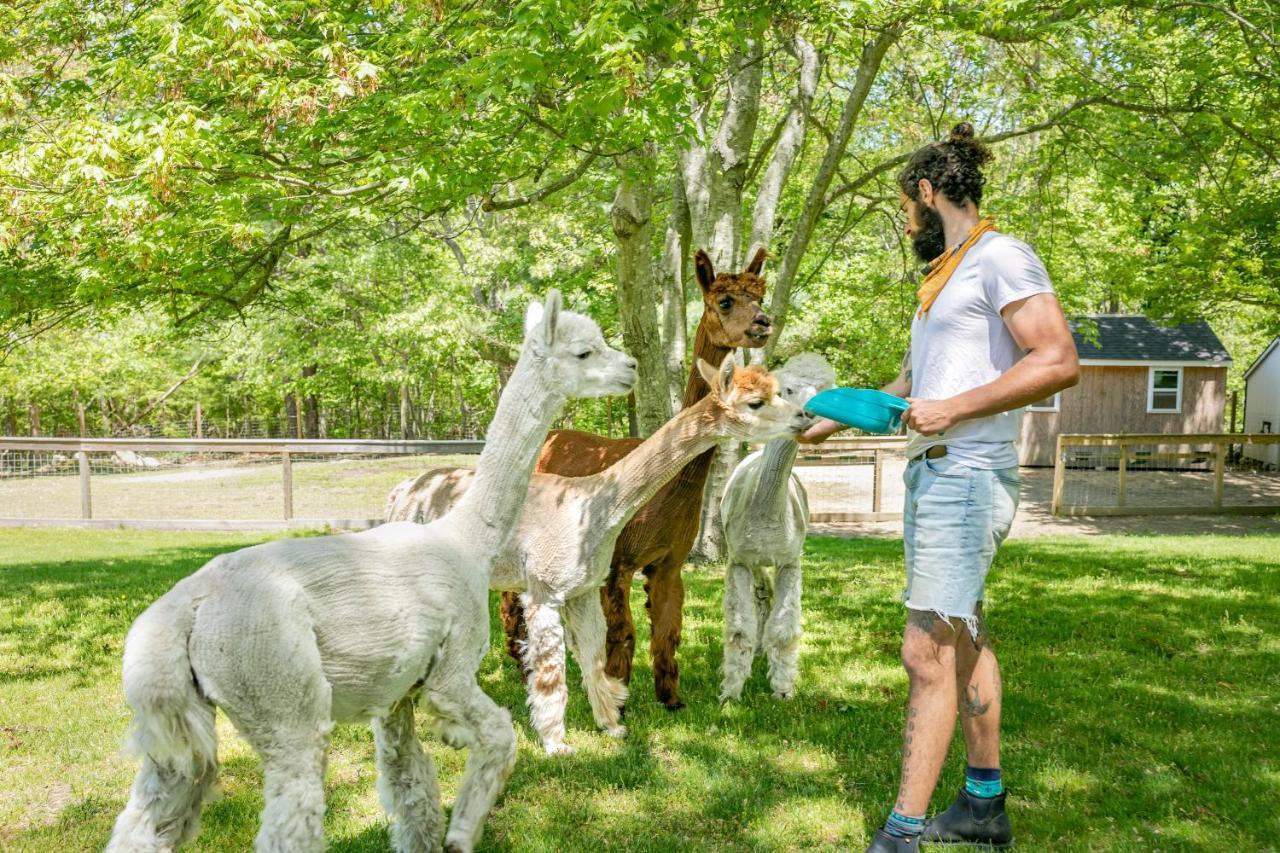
106, 291, 637, 853
385, 356, 811, 754
719, 353, 836, 702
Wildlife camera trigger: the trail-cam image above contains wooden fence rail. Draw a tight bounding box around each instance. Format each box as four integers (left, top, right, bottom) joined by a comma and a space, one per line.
1, 435, 910, 529
1051, 433, 1280, 517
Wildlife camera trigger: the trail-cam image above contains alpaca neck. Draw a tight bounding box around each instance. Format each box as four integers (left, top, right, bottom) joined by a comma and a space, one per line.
597, 397, 723, 528
679, 315, 732, 409
451, 348, 564, 560
669, 315, 735, 490
751, 438, 799, 513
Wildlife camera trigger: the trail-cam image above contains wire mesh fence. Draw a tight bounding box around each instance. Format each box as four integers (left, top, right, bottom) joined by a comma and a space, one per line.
0, 439, 481, 528
792, 437, 908, 522
1052, 433, 1280, 516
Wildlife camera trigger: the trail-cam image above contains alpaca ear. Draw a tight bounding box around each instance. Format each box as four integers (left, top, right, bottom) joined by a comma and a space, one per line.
716, 353, 736, 395
697, 353, 736, 397
694, 249, 716, 294
696, 358, 719, 393
524, 300, 544, 339
746, 246, 768, 276
540, 288, 562, 348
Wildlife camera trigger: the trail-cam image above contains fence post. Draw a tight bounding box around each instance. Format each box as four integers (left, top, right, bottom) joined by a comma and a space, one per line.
79, 447, 92, 519
77, 404, 87, 438
1213, 441, 1226, 509
1051, 434, 1066, 516
282, 450, 293, 520
872, 447, 883, 515
1117, 443, 1127, 508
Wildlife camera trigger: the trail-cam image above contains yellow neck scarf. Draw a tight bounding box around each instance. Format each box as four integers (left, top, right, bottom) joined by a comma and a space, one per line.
916, 217, 998, 318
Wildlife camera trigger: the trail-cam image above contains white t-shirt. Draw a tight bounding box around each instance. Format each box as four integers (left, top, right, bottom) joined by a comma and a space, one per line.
903, 231, 1055, 469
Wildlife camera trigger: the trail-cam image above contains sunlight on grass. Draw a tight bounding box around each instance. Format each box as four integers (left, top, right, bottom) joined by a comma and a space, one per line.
1, 528, 1277, 851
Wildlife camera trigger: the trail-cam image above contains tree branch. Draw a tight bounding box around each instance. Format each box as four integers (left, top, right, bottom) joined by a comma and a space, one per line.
481, 152, 598, 211
823, 96, 1104, 209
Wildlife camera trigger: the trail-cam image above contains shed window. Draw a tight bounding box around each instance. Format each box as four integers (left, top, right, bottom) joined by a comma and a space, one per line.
1028, 392, 1060, 412
1147, 367, 1182, 413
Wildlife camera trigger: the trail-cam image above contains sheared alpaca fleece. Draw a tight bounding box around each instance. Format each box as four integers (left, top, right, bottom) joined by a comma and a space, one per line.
385, 357, 810, 754
718, 353, 836, 702
105, 295, 635, 853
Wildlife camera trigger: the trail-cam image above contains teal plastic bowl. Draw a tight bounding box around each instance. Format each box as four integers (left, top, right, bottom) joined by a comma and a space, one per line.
805, 388, 910, 434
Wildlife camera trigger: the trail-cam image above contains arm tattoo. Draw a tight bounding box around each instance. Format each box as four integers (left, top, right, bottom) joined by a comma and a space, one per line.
906, 609, 937, 634
962, 685, 992, 718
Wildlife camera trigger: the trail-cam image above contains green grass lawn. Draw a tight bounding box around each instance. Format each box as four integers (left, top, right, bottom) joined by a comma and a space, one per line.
1, 528, 1277, 851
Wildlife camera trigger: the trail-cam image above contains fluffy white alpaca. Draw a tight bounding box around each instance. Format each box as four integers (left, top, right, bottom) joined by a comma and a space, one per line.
105, 291, 637, 853
719, 353, 836, 702
385, 356, 812, 754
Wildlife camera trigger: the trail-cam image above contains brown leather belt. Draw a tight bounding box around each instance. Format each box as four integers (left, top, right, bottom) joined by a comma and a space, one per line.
911, 445, 948, 463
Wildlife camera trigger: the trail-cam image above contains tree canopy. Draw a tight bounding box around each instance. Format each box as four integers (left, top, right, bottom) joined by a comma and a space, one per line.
2, 0, 1277, 439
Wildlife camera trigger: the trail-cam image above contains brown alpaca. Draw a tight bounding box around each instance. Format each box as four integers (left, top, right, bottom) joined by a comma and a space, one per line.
501, 248, 773, 709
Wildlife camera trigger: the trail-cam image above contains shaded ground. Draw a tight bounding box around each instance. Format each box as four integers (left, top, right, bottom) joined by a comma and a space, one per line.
1, 529, 1277, 851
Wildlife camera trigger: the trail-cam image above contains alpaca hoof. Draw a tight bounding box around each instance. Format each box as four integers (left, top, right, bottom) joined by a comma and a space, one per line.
663, 700, 685, 712
773, 689, 794, 700
604, 724, 628, 739
718, 692, 739, 705
444, 835, 472, 853
544, 741, 575, 756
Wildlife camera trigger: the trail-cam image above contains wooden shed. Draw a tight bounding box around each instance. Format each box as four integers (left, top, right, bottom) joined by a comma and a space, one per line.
1018, 316, 1232, 466
1243, 336, 1280, 468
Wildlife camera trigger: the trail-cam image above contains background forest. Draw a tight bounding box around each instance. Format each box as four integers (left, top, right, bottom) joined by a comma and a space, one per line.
2, 0, 1278, 440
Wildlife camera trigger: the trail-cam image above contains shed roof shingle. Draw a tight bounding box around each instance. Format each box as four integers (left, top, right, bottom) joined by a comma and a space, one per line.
1070, 316, 1231, 365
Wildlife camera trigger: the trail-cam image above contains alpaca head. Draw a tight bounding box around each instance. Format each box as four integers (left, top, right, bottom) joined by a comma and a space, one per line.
773, 352, 837, 426
524, 290, 638, 398
694, 248, 773, 349
696, 354, 809, 442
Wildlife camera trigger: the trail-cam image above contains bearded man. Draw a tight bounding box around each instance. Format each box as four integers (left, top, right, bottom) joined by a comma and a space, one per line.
801, 122, 1079, 851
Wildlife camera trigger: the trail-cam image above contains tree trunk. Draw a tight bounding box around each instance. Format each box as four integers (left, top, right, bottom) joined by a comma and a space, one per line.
399, 381, 412, 439
284, 393, 299, 439
612, 147, 673, 437
302, 365, 319, 439
749, 33, 819, 255
661, 174, 692, 411
765, 24, 902, 359
28, 403, 40, 436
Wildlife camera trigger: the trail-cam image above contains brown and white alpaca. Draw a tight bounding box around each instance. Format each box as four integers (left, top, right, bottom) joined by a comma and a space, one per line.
513, 248, 774, 710
386, 356, 809, 753
719, 353, 836, 703
106, 293, 636, 853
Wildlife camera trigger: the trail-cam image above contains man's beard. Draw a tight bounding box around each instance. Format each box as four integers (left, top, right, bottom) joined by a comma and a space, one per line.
911, 203, 947, 264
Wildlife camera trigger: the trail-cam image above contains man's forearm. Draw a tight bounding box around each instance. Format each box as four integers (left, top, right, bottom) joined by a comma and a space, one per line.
949, 346, 1079, 422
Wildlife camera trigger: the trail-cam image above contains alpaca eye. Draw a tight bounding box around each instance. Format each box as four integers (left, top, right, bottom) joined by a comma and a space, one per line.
748, 400, 765, 410
785, 387, 793, 395
576, 351, 591, 360
718, 297, 733, 311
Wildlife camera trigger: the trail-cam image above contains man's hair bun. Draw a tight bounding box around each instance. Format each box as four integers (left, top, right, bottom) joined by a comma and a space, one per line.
949, 121, 976, 142
897, 119, 993, 206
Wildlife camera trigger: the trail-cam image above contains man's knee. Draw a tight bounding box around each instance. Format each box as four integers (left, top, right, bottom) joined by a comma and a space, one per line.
901, 609, 960, 682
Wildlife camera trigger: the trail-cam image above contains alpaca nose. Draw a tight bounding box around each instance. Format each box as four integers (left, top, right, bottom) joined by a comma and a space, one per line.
625, 357, 638, 371
754, 313, 772, 328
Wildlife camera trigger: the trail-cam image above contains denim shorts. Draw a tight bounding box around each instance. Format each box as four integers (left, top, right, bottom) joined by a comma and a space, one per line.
902, 455, 1020, 636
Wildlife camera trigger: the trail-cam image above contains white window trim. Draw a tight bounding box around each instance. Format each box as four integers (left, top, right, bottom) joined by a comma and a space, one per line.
1028, 392, 1060, 412
1147, 366, 1183, 414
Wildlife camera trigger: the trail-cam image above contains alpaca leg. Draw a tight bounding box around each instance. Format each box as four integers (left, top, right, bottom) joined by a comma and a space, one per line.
374, 696, 444, 853
720, 561, 759, 703
765, 560, 804, 699
563, 592, 628, 738
499, 591, 531, 677
424, 680, 516, 853
601, 561, 638, 687
519, 595, 572, 755
644, 557, 686, 710
251, 723, 332, 853
753, 571, 774, 657
106, 709, 219, 853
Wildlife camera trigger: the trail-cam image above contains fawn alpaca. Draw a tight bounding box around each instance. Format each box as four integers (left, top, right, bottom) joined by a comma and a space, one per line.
387, 355, 810, 753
